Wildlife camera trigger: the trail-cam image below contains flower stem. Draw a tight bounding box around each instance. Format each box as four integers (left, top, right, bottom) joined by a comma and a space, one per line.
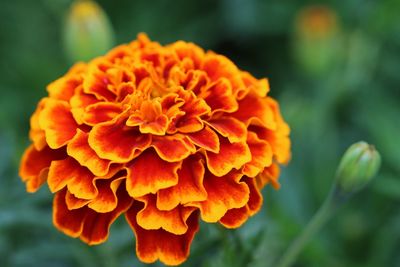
276, 190, 337, 267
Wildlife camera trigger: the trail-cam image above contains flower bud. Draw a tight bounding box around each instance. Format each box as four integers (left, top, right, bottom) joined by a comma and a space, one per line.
63, 0, 115, 62
292, 5, 343, 77
336, 141, 381, 194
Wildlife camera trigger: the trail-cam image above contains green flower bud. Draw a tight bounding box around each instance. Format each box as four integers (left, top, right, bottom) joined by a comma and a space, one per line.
64, 0, 115, 62
336, 141, 381, 194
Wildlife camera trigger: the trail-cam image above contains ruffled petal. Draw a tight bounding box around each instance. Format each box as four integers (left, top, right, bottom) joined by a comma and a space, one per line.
256, 163, 281, 189
65, 191, 91, 210
242, 131, 273, 177
29, 98, 47, 151
201, 78, 238, 114
89, 115, 151, 162
186, 126, 220, 153
136, 195, 196, 234
151, 135, 195, 162
48, 158, 97, 199
191, 171, 250, 222
126, 149, 181, 198
39, 99, 78, 149
207, 117, 247, 143
82, 102, 124, 126
70, 86, 99, 124
67, 129, 112, 177
157, 156, 207, 210
232, 92, 276, 130
19, 145, 65, 192
126, 203, 199, 266
88, 177, 125, 213
206, 137, 251, 177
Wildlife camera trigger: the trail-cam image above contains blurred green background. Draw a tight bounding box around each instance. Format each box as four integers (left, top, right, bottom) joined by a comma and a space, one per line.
0, 0, 399, 266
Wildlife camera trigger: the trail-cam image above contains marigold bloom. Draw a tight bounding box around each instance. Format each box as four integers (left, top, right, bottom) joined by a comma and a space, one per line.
19, 34, 291, 266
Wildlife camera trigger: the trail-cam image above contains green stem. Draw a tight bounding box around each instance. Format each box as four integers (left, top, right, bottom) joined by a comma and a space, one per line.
276, 191, 337, 267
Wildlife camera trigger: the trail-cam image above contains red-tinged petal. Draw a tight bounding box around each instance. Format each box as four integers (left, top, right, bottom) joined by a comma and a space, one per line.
53, 189, 87, 238
39, 99, 78, 149
136, 195, 195, 234
88, 177, 124, 213
82, 102, 124, 126
70, 86, 99, 124
83, 60, 116, 102
207, 117, 247, 143
80, 189, 133, 245
191, 171, 249, 222
89, 115, 151, 163
217, 177, 263, 228
48, 158, 97, 199
257, 163, 281, 190
186, 126, 220, 153
219, 206, 249, 229
243, 131, 273, 177
232, 92, 277, 130
202, 54, 245, 97
29, 98, 47, 151
201, 78, 238, 114
67, 129, 111, 177
241, 71, 269, 98
157, 156, 207, 210
126, 149, 181, 198
206, 137, 251, 177
151, 135, 195, 162
65, 191, 91, 210
19, 145, 65, 193
47, 63, 86, 101
126, 203, 199, 266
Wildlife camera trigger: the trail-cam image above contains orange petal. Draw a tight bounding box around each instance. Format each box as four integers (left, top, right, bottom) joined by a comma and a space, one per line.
191, 171, 249, 222
241, 71, 269, 98
29, 98, 47, 151
157, 156, 207, 210
83, 61, 116, 102
126, 149, 181, 198
242, 131, 273, 177
206, 137, 251, 177
48, 158, 97, 199
82, 102, 124, 126
256, 163, 281, 190
53, 189, 87, 238
88, 177, 124, 213
201, 78, 238, 114
67, 129, 111, 177
126, 203, 199, 266
136, 195, 195, 234
47, 63, 86, 101
232, 92, 276, 130
70, 86, 99, 124
65, 191, 91, 210
89, 115, 151, 163
39, 99, 78, 149
219, 206, 249, 229
19, 145, 65, 193
207, 117, 247, 143
80, 188, 133, 245
151, 135, 195, 162
186, 126, 220, 153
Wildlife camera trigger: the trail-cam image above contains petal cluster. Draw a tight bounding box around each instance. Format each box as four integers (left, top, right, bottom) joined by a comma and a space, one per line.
19, 34, 290, 266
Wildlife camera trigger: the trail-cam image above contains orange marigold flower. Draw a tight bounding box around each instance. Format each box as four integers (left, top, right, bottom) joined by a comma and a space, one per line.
19, 34, 291, 266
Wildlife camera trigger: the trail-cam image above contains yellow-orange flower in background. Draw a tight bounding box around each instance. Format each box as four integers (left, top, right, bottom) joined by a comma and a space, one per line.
19, 34, 290, 266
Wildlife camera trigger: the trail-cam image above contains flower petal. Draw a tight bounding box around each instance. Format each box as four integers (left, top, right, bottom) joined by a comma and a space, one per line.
232, 92, 276, 130
126, 149, 181, 198
256, 163, 281, 190
82, 102, 124, 126
70, 86, 99, 124
48, 158, 97, 199
151, 135, 195, 162
88, 177, 124, 213
89, 115, 151, 163
207, 117, 247, 143
191, 171, 250, 222
201, 78, 238, 114
39, 99, 78, 149
206, 137, 251, 177
65, 191, 91, 210
157, 156, 207, 210
19, 145, 65, 193
67, 129, 112, 177
186, 126, 220, 153
136, 195, 195, 234
29, 98, 47, 151
242, 131, 273, 177
126, 203, 200, 266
